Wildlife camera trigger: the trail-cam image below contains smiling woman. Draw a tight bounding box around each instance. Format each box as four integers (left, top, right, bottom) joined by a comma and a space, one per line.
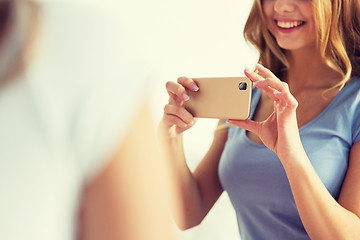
244, 0, 360, 89
159, 0, 360, 239
263, 0, 315, 49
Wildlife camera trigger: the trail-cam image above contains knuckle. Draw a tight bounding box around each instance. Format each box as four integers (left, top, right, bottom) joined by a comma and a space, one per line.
171, 116, 185, 128
165, 114, 175, 123
163, 114, 173, 125
184, 77, 193, 85
176, 87, 186, 96
178, 76, 194, 88
281, 82, 289, 90
292, 99, 299, 108
264, 77, 271, 84
174, 106, 183, 116
286, 93, 298, 108
169, 116, 178, 125
163, 104, 171, 113
177, 76, 188, 83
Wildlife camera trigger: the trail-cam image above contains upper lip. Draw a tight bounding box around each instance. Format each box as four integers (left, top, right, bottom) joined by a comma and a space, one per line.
274, 17, 305, 22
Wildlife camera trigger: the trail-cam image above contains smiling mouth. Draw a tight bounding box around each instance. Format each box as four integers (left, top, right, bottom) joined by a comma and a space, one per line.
276, 20, 305, 29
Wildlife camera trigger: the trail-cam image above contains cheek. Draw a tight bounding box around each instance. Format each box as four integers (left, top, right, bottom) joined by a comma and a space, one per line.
303, 6, 316, 35
304, 18, 317, 41
262, 3, 273, 20
262, 3, 275, 33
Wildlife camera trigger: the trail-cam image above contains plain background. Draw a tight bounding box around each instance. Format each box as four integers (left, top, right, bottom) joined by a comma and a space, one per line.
41, 0, 258, 239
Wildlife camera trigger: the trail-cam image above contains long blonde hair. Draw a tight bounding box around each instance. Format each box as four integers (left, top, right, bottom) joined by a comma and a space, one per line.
244, 0, 360, 89
0, 0, 39, 87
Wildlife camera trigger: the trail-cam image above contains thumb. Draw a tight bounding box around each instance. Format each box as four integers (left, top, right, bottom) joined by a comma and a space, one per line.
227, 119, 260, 135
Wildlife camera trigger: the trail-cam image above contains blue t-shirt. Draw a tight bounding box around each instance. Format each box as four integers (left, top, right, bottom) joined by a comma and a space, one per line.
218, 77, 360, 240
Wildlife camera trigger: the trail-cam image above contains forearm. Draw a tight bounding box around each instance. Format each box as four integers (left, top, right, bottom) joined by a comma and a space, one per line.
158, 124, 205, 229
283, 150, 360, 240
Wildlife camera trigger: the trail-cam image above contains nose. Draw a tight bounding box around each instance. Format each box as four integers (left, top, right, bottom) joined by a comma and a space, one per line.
274, 0, 296, 13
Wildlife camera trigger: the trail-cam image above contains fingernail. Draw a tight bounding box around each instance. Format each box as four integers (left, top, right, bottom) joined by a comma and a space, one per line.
273, 90, 281, 95
256, 63, 264, 69
245, 66, 252, 73
192, 83, 199, 91
182, 93, 190, 101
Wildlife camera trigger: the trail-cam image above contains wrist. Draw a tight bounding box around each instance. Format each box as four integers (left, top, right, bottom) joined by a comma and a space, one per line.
158, 120, 182, 144
280, 147, 310, 173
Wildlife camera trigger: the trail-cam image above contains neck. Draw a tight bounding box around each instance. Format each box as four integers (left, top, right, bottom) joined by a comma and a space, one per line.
284, 45, 342, 93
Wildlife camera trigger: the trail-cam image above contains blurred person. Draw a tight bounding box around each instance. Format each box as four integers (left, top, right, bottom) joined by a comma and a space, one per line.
160, 0, 360, 239
0, 0, 177, 240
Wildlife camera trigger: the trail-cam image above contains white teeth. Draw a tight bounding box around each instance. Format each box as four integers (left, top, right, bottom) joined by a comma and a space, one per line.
277, 20, 303, 29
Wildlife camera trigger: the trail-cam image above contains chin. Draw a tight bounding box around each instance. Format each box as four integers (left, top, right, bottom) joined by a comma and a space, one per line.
276, 37, 316, 52
277, 41, 307, 51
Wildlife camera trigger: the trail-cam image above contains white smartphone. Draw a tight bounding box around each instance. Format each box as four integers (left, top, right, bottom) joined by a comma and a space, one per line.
185, 77, 252, 120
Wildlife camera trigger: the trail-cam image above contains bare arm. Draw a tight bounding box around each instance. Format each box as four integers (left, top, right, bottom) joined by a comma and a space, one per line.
159, 77, 228, 230
230, 65, 360, 239
159, 119, 227, 230
80, 100, 176, 240
281, 140, 360, 240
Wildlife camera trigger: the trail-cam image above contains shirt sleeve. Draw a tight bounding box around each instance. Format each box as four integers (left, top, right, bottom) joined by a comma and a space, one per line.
352, 96, 360, 145
57, 5, 151, 182
75, 71, 149, 182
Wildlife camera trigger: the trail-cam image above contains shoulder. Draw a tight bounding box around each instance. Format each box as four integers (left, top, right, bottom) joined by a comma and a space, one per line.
333, 77, 360, 109
344, 77, 360, 109
341, 77, 360, 144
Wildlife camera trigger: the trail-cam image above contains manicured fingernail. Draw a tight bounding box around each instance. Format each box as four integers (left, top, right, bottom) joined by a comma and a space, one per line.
182, 93, 190, 101
192, 83, 199, 91
256, 63, 264, 69
273, 90, 281, 95
245, 66, 252, 73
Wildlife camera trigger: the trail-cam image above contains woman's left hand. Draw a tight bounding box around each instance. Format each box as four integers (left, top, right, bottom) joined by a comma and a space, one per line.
228, 64, 304, 161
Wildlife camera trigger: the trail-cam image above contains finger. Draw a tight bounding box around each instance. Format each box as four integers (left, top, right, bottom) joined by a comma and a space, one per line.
256, 64, 278, 80
177, 76, 200, 92
244, 67, 265, 83
163, 114, 189, 129
250, 64, 289, 93
253, 77, 289, 93
164, 104, 195, 125
257, 86, 281, 102
273, 91, 298, 109
166, 81, 190, 103
244, 67, 283, 95
227, 119, 260, 135
168, 91, 183, 105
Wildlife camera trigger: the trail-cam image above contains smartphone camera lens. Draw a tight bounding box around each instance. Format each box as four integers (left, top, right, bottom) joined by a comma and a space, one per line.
238, 82, 247, 91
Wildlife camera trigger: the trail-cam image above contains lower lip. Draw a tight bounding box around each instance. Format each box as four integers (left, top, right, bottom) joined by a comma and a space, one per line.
276, 23, 305, 34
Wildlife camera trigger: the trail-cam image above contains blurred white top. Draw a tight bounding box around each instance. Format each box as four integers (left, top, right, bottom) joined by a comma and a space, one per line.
0, 1, 148, 239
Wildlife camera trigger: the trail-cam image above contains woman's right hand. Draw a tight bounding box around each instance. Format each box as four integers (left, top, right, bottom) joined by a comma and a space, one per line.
162, 76, 199, 136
